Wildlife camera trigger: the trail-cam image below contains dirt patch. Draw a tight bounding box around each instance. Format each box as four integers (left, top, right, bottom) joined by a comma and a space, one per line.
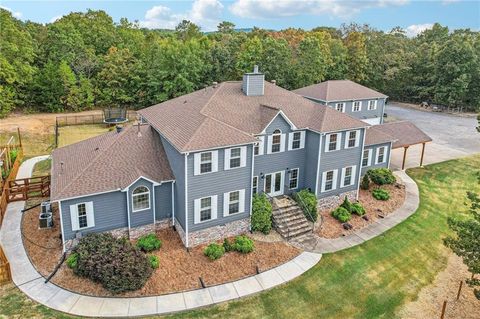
390, 101, 477, 118
22, 204, 299, 297
399, 254, 480, 319
316, 182, 406, 238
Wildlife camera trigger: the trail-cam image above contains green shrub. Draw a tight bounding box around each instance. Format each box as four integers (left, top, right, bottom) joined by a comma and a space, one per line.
71, 233, 152, 294
351, 202, 366, 216
9, 149, 18, 163
136, 233, 162, 252
360, 174, 370, 190
367, 168, 396, 186
223, 238, 234, 252
148, 255, 160, 269
372, 188, 390, 201
204, 243, 225, 260
293, 189, 318, 222
66, 253, 78, 269
331, 207, 351, 223
340, 196, 353, 213
234, 235, 254, 253
251, 194, 273, 234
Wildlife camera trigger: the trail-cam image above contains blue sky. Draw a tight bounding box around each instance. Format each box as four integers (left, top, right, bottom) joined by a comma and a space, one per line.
1, 0, 479, 36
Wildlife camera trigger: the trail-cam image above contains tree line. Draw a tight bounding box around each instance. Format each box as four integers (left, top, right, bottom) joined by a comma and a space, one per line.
1, 9, 479, 118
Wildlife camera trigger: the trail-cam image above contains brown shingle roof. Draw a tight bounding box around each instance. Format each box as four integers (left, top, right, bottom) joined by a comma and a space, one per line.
365, 126, 396, 146
51, 125, 174, 201
139, 81, 369, 152
373, 121, 432, 149
293, 80, 388, 101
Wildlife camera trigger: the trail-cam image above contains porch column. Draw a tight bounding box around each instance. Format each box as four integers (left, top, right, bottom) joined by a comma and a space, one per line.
420, 143, 426, 167
402, 146, 409, 170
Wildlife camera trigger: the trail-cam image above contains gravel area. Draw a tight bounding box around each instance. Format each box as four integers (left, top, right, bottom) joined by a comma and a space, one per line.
22, 204, 299, 297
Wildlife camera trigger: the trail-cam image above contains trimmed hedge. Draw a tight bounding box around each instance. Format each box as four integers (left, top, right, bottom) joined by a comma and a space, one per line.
293, 189, 318, 222
136, 233, 162, 252
367, 168, 396, 186
71, 233, 152, 294
148, 255, 160, 269
372, 188, 390, 201
251, 193, 273, 234
204, 243, 225, 260
234, 235, 254, 253
331, 207, 351, 223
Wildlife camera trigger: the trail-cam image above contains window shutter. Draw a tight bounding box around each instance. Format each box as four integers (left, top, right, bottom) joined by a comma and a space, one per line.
344, 132, 350, 149
194, 153, 201, 175
321, 171, 327, 192
240, 146, 247, 167
279, 134, 286, 152
350, 166, 357, 186
336, 133, 342, 151
368, 149, 372, 166
194, 198, 201, 224
211, 151, 218, 172
332, 170, 338, 190
211, 195, 218, 220
355, 130, 360, 148
340, 167, 346, 188
258, 136, 265, 155
86, 202, 95, 227
223, 192, 229, 217
70, 204, 79, 231
266, 135, 273, 154
239, 189, 245, 213
224, 149, 231, 170
288, 132, 294, 151
299, 131, 306, 149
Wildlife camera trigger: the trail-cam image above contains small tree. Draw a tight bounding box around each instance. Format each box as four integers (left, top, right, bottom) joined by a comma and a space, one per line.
360, 174, 370, 190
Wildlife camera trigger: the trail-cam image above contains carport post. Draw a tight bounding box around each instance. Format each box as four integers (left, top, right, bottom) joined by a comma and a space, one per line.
420, 143, 426, 167
402, 146, 409, 170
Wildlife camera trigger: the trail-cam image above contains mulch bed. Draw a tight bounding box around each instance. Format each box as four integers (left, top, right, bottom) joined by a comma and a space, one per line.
316, 182, 406, 239
22, 204, 299, 297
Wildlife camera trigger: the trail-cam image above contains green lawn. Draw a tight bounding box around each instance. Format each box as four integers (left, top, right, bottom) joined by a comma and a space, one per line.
57, 124, 112, 148
31, 159, 52, 178
0, 155, 478, 318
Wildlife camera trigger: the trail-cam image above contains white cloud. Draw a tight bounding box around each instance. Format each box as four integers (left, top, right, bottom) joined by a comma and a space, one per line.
442, 0, 460, 5
229, 0, 409, 19
140, 0, 223, 31
0, 5, 22, 18
405, 23, 434, 37
50, 15, 63, 23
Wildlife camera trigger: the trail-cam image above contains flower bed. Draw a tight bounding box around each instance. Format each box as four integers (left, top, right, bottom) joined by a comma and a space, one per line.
22, 203, 299, 297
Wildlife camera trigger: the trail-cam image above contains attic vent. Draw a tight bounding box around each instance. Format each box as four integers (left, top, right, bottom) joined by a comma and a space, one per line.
242, 65, 264, 96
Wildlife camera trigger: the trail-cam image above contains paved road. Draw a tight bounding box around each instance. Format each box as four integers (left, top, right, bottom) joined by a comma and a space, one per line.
386, 104, 480, 169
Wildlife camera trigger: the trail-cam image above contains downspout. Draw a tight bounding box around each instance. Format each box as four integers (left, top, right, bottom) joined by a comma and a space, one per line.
126, 186, 131, 238
58, 200, 66, 252
387, 141, 393, 169
249, 144, 255, 229
356, 128, 367, 200
184, 153, 189, 248
171, 181, 175, 226
381, 98, 386, 124
152, 183, 157, 227
314, 133, 324, 196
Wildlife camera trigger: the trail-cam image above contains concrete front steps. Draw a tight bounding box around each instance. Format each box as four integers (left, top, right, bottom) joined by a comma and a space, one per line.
272, 196, 312, 240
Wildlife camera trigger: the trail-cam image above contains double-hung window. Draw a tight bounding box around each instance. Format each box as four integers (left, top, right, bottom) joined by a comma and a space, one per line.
289, 168, 299, 189
362, 149, 371, 167
335, 103, 345, 112
368, 100, 377, 110
271, 129, 282, 153
376, 146, 386, 164
224, 189, 245, 216
194, 151, 218, 175
229, 148, 241, 168
225, 146, 246, 170
327, 133, 340, 152
200, 152, 212, 173
77, 204, 88, 228
322, 170, 337, 192
194, 195, 218, 224
352, 101, 361, 112
345, 130, 359, 148
252, 176, 258, 195
200, 197, 212, 222
254, 136, 265, 156
341, 166, 356, 187
292, 132, 301, 149
70, 202, 94, 231
132, 186, 150, 212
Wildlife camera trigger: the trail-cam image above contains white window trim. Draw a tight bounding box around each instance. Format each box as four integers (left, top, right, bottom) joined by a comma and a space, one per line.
362, 149, 373, 167
368, 100, 377, 110
224, 146, 247, 170
252, 176, 258, 195
266, 130, 286, 154
344, 130, 360, 149
335, 102, 345, 113
288, 131, 306, 151
325, 133, 342, 152
70, 201, 95, 231
340, 165, 357, 188
254, 136, 265, 156
194, 150, 218, 175
375, 146, 387, 164
321, 169, 338, 193
132, 186, 151, 212
223, 189, 245, 217
289, 168, 299, 190
352, 101, 362, 112
194, 195, 218, 224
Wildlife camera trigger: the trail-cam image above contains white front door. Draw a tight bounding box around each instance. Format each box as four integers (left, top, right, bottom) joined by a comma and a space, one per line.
264, 171, 284, 197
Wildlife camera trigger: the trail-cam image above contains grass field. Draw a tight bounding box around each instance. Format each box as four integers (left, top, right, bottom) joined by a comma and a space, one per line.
0, 155, 478, 318
57, 124, 112, 148
31, 159, 52, 178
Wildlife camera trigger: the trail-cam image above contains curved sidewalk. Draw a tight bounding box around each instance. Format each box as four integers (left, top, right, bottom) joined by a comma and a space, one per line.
293, 170, 420, 253
0, 156, 322, 318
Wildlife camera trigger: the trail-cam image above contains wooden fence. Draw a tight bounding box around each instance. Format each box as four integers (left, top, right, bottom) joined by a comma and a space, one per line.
0, 148, 23, 227
6, 175, 51, 202
0, 245, 11, 284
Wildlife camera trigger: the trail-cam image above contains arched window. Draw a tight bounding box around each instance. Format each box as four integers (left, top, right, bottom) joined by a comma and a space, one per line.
132, 186, 150, 212
271, 129, 282, 153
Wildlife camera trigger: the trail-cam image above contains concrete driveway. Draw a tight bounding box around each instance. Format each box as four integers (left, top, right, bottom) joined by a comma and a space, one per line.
386, 104, 480, 170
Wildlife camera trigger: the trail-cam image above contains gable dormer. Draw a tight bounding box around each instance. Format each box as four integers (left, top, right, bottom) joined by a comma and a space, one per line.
242, 65, 264, 96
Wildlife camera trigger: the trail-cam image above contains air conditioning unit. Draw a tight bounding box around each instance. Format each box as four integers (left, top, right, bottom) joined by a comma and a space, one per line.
39, 212, 53, 229
41, 201, 51, 214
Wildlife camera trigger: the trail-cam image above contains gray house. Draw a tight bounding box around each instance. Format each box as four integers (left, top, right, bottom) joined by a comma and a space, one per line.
293, 80, 388, 125
51, 67, 395, 250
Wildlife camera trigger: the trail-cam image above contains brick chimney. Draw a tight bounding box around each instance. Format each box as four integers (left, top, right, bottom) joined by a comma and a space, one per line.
242, 65, 264, 96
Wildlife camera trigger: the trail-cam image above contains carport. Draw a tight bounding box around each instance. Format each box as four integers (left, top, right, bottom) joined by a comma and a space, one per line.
374, 121, 432, 170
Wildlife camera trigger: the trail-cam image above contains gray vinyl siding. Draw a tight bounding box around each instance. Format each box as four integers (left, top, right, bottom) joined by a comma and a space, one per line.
242, 73, 265, 96
187, 146, 253, 232
128, 178, 154, 228
317, 128, 366, 198
254, 115, 307, 194
304, 131, 320, 192
60, 191, 127, 241
155, 182, 173, 220
361, 142, 391, 175
159, 135, 185, 229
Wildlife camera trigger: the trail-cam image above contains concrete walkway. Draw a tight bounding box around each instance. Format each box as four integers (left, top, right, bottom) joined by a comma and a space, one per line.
291, 170, 419, 253
0, 156, 322, 318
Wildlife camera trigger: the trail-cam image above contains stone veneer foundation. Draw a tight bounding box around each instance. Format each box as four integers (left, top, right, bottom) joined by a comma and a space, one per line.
317, 190, 357, 211
174, 218, 250, 247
